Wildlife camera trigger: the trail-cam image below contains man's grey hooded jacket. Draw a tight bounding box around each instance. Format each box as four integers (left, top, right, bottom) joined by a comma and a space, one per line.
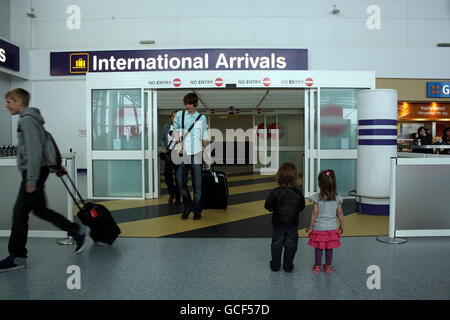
17, 107, 46, 187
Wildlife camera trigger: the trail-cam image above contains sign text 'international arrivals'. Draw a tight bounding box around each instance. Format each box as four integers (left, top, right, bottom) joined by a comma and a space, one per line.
50, 49, 308, 76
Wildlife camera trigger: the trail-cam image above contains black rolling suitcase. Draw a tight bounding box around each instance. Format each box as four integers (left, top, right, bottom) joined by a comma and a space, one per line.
60, 173, 121, 245
202, 165, 229, 210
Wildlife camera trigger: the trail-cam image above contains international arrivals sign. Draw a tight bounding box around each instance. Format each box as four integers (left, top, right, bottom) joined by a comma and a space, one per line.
50, 49, 308, 76
0, 38, 20, 72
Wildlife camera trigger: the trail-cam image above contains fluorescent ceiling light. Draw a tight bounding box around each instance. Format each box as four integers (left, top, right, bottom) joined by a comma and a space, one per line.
139, 40, 156, 44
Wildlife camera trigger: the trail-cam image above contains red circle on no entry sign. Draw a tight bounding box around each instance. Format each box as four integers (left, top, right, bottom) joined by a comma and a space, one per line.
305, 78, 313, 87
263, 77, 271, 86
215, 78, 223, 87
173, 78, 182, 87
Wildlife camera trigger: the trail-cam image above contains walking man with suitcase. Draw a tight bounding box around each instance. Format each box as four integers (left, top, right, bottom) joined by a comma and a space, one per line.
0, 88, 86, 273
172, 93, 210, 220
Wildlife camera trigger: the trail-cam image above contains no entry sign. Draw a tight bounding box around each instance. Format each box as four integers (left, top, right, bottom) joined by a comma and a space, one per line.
173, 78, 181, 87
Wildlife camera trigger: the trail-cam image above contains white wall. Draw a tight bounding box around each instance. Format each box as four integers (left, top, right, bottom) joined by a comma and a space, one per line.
11, 0, 450, 78
0, 0, 10, 40
31, 80, 87, 169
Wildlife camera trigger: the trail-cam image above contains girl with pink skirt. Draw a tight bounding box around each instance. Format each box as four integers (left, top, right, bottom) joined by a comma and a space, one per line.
305, 169, 344, 274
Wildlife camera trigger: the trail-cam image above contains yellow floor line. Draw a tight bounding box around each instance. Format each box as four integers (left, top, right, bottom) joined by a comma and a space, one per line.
117, 204, 387, 238
91, 180, 297, 212
298, 213, 389, 238
118, 199, 314, 237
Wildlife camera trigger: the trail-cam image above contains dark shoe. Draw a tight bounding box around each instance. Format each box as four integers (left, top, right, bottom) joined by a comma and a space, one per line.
181, 211, 190, 219
74, 233, 86, 254
270, 262, 280, 272
193, 213, 202, 220
175, 197, 181, 204
0, 255, 26, 273
168, 194, 175, 203
283, 265, 294, 273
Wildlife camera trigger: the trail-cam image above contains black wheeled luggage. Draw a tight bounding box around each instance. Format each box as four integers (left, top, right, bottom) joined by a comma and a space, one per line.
60, 174, 121, 245
202, 166, 229, 210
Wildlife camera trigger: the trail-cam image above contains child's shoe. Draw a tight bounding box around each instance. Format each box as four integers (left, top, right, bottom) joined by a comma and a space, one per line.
312, 265, 321, 274
323, 264, 333, 274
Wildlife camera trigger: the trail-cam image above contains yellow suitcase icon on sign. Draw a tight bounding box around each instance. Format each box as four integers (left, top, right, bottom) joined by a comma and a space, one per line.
74, 58, 85, 68
70, 53, 89, 74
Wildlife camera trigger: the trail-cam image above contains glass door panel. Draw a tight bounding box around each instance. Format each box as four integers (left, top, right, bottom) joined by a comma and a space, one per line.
89, 88, 145, 199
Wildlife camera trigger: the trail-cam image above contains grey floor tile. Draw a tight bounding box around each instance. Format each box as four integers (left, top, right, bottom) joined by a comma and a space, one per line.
0, 236, 449, 300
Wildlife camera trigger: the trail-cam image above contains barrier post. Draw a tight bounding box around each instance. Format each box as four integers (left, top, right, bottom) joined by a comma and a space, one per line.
57, 154, 76, 245
376, 157, 407, 244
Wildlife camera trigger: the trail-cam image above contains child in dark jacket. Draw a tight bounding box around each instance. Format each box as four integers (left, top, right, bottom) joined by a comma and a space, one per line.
265, 162, 305, 272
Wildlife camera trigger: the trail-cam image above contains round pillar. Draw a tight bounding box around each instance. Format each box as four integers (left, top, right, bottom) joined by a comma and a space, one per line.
357, 89, 398, 215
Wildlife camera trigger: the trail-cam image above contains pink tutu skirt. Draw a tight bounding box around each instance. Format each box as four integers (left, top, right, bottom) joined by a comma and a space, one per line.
307, 230, 341, 249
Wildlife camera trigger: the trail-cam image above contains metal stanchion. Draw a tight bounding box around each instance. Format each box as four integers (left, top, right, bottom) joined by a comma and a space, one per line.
57, 155, 76, 246
376, 158, 407, 244
348, 158, 407, 244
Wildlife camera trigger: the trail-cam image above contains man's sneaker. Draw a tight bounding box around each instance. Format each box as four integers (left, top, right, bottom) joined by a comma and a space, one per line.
0, 255, 26, 273
74, 233, 86, 254
181, 210, 190, 220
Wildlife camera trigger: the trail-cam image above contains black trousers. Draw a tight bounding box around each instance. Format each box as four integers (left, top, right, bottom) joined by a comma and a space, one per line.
8, 167, 80, 258
163, 156, 180, 199
271, 225, 298, 271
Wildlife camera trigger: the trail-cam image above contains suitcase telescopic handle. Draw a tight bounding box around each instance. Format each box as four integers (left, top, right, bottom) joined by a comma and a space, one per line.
203, 161, 214, 173
59, 174, 87, 210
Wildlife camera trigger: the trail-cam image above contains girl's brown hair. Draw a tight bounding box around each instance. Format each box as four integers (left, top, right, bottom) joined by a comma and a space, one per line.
318, 169, 337, 201
276, 162, 298, 188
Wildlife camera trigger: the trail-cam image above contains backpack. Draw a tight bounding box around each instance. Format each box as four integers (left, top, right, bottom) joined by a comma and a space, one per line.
23, 114, 64, 173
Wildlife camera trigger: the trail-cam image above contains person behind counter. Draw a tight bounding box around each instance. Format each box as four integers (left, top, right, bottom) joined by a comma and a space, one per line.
413, 127, 433, 153
441, 127, 450, 154
426, 128, 433, 142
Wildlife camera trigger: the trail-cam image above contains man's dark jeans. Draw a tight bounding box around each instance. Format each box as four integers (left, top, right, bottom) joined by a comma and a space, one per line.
8, 167, 80, 258
270, 225, 299, 271
176, 153, 203, 216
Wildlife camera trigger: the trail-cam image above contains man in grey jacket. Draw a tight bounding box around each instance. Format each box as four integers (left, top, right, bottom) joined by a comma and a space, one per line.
0, 88, 86, 273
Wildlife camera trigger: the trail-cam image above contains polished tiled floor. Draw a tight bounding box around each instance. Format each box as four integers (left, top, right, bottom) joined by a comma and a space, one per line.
0, 236, 449, 300
1, 169, 449, 300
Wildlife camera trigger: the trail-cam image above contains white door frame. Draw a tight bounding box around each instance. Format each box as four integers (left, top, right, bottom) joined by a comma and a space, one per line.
86, 70, 375, 200
144, 89, 159, 199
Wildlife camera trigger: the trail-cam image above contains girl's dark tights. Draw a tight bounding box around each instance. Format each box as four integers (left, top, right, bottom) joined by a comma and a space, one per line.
315, 248, 333, 266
